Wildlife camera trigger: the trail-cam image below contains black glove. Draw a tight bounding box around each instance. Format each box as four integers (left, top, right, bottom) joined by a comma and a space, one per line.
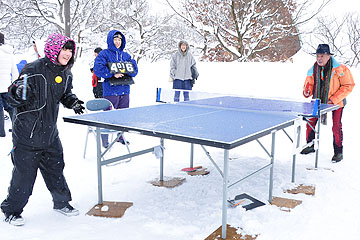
16, 85, 26, 99
14, 80, 32, 101
72, 100, 85, 114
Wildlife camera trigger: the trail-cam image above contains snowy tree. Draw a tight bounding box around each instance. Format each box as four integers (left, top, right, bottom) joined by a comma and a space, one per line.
346, 14, 360, 67
0, 0, 104, 57
0, 0, 190, 61
304, 13, 360, 67
105, 0, 174, 62
166, 0, 330, 62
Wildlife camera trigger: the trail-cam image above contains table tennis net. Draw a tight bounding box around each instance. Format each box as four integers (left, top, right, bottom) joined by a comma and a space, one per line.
156, 88, 230, 104
155, 88, 323, 116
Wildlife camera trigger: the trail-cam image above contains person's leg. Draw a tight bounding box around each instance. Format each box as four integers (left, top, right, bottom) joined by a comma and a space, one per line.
39, 137, 72, 209
301, 117, 318, 154
183, 80, 192, 101
116, 95, 130, 144
0, 95, 5, 137
305, 117, 318, 144
1, 144, 40, 216
99, 96, 119, 147
92, 87, 98, 98
173, 80, 182, 102
1, 92, 14, 121
117, 94, 130, 109
332, 107, 344, 154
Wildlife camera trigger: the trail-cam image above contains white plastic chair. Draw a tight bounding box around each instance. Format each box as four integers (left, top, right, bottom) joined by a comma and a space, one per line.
83, 98, 130, 160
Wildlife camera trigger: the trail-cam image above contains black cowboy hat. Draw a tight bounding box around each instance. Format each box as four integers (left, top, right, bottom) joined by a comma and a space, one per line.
314, 44, 333, 55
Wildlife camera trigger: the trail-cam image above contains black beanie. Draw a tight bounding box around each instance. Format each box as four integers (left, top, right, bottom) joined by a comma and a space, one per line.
0, 32, 4, 45
94, 47, 102, 54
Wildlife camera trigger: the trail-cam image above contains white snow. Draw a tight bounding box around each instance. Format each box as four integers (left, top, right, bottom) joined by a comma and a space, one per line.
1, 50, 359, 240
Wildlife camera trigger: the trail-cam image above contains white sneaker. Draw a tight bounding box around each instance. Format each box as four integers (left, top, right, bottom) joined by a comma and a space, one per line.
4, 214, 25, 226
54, 204, 79, 217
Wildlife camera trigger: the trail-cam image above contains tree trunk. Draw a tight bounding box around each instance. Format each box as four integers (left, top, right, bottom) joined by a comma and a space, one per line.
64, 0, 71, 37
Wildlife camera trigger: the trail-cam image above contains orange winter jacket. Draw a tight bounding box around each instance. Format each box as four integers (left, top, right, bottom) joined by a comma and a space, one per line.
303, 57, 355, 108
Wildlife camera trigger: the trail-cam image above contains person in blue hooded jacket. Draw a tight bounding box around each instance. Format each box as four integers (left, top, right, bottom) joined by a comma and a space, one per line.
93, 30, 138, 148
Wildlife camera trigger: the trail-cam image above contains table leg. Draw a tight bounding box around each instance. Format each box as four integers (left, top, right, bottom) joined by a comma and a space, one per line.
292, 124, 301, 183
221, 149, 229, 239
96, 127, 103, 204
160, 138, 164, 181
315, 119, 321, 168
190, 143, 194, 168
269, 131, 276, 202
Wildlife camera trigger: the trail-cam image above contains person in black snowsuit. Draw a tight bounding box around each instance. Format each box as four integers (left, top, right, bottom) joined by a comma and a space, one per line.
1, 33, 85, 226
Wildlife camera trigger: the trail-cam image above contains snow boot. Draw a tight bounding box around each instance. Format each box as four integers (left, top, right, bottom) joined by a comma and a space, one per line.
4, 213, 25, 226
117, 135, 129, 145
300, 145, 315, 155
331, 153, 343, 163
54, 204, 79, 216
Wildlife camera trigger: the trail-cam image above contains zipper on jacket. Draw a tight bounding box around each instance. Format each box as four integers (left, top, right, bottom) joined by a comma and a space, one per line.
29, 117, 39, 139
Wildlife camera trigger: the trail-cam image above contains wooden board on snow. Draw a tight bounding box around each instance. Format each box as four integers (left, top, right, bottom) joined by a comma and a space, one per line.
271, 196, 302, 212
285, 184, 315, 196
87, 201, 133, 218
150, 177, 186, 188
205, 224, 258, 240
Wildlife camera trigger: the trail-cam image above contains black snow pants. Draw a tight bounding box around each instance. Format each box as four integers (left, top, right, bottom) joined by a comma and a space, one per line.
1, 137, 72, 215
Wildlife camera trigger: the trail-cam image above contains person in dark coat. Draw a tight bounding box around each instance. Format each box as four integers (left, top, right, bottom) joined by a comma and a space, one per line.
93, 30, 138, 147
90, 47, 103, 98
1, 33, 85, 226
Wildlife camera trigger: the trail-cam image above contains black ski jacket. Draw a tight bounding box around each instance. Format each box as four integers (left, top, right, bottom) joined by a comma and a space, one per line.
8, 57, 79, 148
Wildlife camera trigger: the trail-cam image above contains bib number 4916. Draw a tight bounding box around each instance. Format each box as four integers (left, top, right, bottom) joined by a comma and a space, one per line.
108, 62, 135, 74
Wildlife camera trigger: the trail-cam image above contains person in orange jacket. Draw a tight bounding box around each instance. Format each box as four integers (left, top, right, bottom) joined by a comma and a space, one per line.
301, 44, 355, 162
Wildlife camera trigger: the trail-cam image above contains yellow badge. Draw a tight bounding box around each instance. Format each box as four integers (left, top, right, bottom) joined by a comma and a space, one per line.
55, 76, 63, 83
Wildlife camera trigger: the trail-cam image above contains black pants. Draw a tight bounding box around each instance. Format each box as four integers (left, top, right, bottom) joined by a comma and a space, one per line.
0, 92, 14, 137
1, 137, 72, 215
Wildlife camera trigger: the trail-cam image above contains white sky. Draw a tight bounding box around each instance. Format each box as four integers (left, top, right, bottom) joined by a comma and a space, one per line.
324, 0, 359, 15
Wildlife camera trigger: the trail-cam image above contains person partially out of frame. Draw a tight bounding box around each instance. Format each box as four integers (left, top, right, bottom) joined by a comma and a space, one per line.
90, 47, 103, 98
300, 44, 355, 163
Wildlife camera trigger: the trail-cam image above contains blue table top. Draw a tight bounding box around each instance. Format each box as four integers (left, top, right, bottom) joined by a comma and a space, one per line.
64, 96, 337, 149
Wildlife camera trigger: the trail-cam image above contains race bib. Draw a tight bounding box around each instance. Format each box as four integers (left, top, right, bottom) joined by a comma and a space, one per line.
107, 62, 135, 74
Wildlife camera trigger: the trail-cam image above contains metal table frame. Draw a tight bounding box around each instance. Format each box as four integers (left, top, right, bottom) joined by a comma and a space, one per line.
66, 113, 296, 240
64, 98, 337, 239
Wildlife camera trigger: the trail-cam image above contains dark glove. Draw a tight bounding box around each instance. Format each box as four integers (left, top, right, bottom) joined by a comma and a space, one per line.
191, 79, 196, 87
14, 81, 31, 100
72, 100, 85, 114
16, 85, 26, 99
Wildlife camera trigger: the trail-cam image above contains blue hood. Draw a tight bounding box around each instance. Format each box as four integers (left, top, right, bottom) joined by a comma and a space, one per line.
107, 30, 126, 52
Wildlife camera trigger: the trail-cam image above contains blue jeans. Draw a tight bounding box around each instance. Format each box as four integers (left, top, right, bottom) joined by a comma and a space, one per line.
173, 79, 192, 102
0, 92, 14, 137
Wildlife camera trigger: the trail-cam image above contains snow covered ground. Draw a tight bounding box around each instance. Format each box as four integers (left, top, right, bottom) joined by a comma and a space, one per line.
1, 51, 359, 240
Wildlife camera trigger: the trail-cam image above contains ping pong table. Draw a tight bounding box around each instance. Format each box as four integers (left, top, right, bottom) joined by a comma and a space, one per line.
63, 94, 337, 239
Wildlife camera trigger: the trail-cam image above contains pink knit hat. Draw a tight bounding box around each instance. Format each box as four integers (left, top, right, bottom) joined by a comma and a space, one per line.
44, 33, 76, 64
